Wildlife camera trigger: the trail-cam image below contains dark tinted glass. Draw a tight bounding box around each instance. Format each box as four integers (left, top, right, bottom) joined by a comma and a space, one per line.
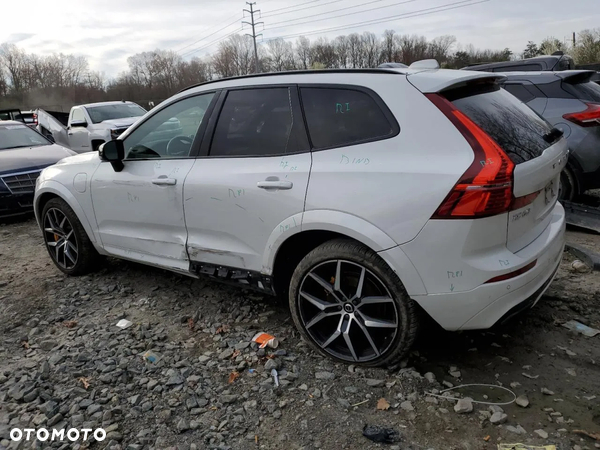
86, 104, 146, 124
448, 85, 553, 164
563, 81, 600, 103
0, 124, 49, 150
503, 84, 535, 103
211, 88, 298, 157
300, 88, 394, 149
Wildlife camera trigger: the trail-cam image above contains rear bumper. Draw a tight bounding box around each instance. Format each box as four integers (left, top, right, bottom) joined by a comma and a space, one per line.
0, 193, 35, 218
390, 202, 565, 330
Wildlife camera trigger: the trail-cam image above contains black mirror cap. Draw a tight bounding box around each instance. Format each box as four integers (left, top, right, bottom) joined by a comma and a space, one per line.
99, 140, 125, 172
70, 120, 88, 128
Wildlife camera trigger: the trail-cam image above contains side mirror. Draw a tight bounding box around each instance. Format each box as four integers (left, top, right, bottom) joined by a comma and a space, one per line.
70, 120, 88, 128
99, 140, 125, 172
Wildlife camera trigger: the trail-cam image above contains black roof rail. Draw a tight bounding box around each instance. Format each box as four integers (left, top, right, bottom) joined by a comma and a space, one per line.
177, 68, 403, 93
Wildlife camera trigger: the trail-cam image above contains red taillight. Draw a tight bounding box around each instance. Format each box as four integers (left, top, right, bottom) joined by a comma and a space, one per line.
485, 260, 537, 284
510, 190, 541, 211
563, 103, 600, 127
426, 93, 515, 219
33, 113, 38, 125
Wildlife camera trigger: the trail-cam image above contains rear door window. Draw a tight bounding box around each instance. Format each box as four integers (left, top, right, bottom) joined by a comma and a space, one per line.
445, 84, 554, 164
300, 87, 397, 149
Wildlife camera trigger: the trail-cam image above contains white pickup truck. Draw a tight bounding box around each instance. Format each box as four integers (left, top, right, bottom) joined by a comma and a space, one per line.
36, 101, 183, 153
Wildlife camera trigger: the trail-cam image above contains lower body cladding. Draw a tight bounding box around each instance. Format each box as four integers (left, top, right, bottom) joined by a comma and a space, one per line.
381, 202, 566, 331
0, 192, 35, 218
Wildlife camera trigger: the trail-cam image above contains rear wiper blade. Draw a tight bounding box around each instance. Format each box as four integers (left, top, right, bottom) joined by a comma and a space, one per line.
543, 127, 564, 143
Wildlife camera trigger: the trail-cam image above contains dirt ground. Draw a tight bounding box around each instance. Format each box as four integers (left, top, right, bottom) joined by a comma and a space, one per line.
0, 214, 599, 450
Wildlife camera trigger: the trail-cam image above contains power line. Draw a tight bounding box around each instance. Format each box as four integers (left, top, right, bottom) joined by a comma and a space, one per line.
174, 12, 241, 53
264, 0, 490, 42
262, 0, 344, 18
266, 0, 416, 29
262, 0, 321, 15
181, 27, 243, 58
178, 16, 242, 55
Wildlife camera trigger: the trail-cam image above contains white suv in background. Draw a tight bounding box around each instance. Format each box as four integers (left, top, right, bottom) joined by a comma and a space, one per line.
34, 65, 567, 367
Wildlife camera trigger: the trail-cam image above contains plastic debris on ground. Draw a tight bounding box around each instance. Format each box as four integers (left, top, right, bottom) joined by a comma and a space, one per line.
271, 368, 279, 387
142, 350, 162, 364
498, 445, 556, 450
562, 320, 600, 337
252, 331, 279, 348
116, 319, 133, 330
362, 424, 400, 443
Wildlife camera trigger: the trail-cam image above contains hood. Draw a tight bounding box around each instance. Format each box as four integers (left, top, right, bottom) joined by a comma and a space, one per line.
0, 143, 75, 175
101, 117, 141, 128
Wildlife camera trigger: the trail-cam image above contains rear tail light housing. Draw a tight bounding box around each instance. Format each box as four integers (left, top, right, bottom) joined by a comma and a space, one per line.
426, 93, 515, 219
563, 103, 600, 127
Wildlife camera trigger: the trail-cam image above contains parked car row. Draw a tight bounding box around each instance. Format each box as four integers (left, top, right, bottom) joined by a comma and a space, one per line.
32, 63, 568, 367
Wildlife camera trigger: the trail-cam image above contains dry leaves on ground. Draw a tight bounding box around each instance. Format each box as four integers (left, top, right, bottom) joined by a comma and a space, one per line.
376, 398, 390, 411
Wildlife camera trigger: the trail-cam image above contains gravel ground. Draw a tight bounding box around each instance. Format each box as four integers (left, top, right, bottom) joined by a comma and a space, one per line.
0, 216, 599, 450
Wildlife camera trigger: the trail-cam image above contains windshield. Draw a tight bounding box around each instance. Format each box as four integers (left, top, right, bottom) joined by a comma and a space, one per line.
86, 104, 146, 124
0, 124, 50, 150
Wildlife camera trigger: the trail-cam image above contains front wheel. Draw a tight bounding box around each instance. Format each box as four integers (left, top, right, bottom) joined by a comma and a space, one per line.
42, 198, 101, 276
289, 239, 418, 368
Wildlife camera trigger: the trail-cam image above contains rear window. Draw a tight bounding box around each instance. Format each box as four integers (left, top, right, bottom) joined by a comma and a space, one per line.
562, 80, 600, 103
445, 84, 554, 164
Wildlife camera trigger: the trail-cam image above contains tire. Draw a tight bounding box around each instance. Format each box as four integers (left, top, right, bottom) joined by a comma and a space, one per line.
289, 239, 418, 368
558, 167, 578, 202
41, 198, 101, 276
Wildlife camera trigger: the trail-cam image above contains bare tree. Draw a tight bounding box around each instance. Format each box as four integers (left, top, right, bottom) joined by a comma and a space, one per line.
295, 36, 311, 70
334, 35, 350, 68
268, 38, 295, 72
381, 30, 398, 63
311, 38, 337, 68
361, 32, 380, 68
573, 29, 600, 64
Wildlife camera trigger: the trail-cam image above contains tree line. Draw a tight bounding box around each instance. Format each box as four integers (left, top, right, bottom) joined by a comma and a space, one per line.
1, 28, 599, 111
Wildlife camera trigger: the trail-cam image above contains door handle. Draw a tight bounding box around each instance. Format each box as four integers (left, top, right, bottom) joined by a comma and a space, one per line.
152, 177, 177, 186
257, 180, 293, 190
68, 133, 73, 136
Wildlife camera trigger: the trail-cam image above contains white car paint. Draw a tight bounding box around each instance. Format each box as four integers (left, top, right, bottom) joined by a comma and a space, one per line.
34, 68, 567, 333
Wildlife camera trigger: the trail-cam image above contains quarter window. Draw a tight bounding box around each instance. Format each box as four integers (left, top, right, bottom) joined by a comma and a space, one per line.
210, 88, 301, 157
123, 93, 214, 159
300, 87, 395, 149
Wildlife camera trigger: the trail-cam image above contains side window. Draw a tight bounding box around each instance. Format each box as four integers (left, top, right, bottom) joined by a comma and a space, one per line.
71, 109, 85, 123
300, 87, 395, 149
210, 88, 300, 157
503, 84, 535, 103
123, 93, 214, 160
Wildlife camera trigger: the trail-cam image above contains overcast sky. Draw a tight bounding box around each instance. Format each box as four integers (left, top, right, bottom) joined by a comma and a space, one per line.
2, 0, 599, 77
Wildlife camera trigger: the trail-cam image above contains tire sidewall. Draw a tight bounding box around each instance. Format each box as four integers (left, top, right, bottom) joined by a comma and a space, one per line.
289, 240, 413, 368
42, 198, 86, 276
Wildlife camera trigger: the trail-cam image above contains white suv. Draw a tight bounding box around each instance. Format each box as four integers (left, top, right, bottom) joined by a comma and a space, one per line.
34, 66, 568, 367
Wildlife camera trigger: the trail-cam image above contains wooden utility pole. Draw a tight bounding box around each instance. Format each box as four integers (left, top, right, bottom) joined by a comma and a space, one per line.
243, 2, 263, 73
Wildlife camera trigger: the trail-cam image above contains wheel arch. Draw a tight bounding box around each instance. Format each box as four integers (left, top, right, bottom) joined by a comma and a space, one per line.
35, 181, 98, 245
267, 210, 425, 298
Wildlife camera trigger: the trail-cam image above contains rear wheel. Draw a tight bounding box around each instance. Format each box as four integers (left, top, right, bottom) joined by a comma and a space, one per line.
558, 167, 578, 202
42, 198, 101, 276
289, 239, 418, 368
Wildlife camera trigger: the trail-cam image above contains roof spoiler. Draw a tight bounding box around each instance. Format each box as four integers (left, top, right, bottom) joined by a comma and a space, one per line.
555, 70, 596, 84
408, 59, 440, 70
